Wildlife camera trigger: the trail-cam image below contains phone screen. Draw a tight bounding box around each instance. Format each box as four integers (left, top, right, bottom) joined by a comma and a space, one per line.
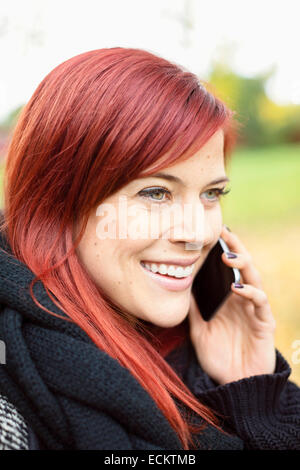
191, 236, 241, 321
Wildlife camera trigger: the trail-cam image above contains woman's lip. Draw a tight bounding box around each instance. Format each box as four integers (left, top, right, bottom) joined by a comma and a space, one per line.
140, 256, 200, 267
140, 261, 193, 292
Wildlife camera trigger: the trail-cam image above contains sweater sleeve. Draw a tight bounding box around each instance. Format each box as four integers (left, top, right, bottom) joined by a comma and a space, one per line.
187, 348, 300, 450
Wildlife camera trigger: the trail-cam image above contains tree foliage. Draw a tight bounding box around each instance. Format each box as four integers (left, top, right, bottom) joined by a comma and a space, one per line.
207, 62, 300, 148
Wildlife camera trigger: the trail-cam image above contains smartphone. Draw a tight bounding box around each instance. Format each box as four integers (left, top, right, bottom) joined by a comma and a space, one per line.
191, 235, 241, 321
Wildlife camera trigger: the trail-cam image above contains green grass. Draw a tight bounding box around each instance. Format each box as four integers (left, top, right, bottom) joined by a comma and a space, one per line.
221, 142, 300, 231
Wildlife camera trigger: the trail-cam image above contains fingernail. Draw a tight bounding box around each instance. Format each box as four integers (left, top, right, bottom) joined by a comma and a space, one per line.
234, 282, 244, 288
226, 252, 237, 259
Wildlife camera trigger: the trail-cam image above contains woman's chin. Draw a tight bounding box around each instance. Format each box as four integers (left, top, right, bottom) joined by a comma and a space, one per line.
143, 306, 190, 329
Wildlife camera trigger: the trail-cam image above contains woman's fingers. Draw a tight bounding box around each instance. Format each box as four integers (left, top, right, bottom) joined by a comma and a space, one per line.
221, 225, 250, 256
231, 282, 276, 329
219, 226, 275, 329
220, 226, 264, 289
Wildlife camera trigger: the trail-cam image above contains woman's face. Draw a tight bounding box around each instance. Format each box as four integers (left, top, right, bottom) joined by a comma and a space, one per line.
76, 129, 229, 327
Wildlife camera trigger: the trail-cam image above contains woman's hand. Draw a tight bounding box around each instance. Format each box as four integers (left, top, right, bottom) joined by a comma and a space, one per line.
188, 225, 277, 385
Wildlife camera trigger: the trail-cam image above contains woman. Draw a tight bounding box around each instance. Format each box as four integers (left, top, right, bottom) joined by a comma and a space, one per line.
0, 47, 299, 450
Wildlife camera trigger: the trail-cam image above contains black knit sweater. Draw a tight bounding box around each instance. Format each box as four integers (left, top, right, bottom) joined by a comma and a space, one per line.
0, 223, 299, 449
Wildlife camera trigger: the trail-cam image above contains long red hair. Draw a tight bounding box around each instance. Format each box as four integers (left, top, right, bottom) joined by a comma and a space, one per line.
0, 48, 238, 449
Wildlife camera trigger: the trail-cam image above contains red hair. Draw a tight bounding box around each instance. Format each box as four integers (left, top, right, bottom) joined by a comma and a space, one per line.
0, 47, 238, 449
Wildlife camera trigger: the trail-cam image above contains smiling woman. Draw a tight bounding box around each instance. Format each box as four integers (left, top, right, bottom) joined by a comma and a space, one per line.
75, 129, 230, 329
0, 47, 299, 451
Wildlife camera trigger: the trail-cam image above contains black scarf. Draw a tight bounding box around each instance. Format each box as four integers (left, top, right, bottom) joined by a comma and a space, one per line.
0, 216, 243, 450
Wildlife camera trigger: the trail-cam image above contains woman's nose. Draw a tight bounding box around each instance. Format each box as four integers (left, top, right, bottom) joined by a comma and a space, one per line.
166, 200, 213, 248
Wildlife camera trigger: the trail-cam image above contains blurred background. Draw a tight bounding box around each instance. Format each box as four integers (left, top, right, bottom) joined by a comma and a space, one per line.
0, 0, 299, 384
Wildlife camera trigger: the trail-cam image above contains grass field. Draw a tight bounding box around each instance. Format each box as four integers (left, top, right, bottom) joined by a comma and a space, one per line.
1, 142, 300, 384
221, 142, 300, 385
222, 143, 300, 229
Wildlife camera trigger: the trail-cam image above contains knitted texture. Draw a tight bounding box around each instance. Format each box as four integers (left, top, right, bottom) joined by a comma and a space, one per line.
169, 338, 300, 449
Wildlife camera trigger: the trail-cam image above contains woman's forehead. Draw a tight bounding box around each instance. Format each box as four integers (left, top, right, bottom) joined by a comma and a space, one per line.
139, 130, 225, 178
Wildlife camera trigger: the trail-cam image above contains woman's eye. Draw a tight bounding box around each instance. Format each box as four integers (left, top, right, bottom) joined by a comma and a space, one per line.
137, 186, 231, 204
138, 187, 171, 203
201, 187, 231, 203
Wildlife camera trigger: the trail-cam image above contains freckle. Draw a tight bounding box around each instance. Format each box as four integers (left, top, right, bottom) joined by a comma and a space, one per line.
94, 242, 97, 246
118, 281, 121, 284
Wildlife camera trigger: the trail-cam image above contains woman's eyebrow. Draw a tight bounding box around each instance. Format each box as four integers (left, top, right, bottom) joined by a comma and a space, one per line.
142, 172, 230, 186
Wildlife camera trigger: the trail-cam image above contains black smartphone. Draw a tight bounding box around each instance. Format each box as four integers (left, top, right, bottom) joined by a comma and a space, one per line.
191, 235, 241, 321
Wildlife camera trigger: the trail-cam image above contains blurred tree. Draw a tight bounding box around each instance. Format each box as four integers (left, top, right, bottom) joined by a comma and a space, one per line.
258, 97, 300, 144
207, 60, 300, 148
0, 105, 23, 162
0, 105, 23, 132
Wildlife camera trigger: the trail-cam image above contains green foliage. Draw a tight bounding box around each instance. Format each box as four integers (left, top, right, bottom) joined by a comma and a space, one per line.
208, 63, 300, 148
0, 105, 23, 132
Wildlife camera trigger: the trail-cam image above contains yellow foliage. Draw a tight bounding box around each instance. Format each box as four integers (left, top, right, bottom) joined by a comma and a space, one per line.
258, 96, 298, 124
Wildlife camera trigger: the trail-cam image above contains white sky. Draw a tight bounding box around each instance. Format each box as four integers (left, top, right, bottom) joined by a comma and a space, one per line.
0, 0, 300, 121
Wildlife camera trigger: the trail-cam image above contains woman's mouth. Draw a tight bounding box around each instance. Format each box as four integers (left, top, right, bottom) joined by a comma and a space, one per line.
140, 261, 195, 292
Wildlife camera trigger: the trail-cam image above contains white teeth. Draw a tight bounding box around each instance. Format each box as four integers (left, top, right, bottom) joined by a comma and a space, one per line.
143, 262, 195, 278
167, 266, 176, 276
158, 264, 168, 275
174, 266, 185, 278
182, 265, 193, 277
148, 263, 157, 272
